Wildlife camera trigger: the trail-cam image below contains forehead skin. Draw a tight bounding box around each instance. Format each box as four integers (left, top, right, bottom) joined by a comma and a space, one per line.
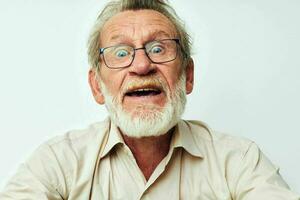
100, 9, 178, 46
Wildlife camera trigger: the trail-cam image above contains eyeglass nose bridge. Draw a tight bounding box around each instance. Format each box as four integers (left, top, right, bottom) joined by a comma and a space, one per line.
131, 46, 153, 63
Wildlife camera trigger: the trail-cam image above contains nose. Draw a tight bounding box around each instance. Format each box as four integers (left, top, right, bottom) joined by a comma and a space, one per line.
128, 48, 156, 75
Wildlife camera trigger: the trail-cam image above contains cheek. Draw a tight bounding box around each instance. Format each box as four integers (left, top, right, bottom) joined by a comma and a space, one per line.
161, 65, 182, 90
100, 69, 125, 96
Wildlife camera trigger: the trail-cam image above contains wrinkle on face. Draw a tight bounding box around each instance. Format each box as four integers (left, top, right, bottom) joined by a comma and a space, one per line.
100, 10, 178, 47
98, 9, 183, 111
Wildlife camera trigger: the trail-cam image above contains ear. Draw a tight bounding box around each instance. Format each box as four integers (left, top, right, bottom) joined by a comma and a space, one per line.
185, 58, 194, 94
88, 69, 105, 105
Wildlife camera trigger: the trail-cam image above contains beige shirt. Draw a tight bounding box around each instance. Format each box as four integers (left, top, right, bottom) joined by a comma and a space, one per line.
1, 119, 299, 200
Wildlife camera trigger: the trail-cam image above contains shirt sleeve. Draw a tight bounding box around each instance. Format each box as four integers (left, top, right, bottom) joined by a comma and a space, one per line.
233, 142, 300, 200
0, 144, 68, 200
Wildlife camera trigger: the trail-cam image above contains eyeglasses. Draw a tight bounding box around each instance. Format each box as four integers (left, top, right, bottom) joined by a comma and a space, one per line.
99, 38, 180, 69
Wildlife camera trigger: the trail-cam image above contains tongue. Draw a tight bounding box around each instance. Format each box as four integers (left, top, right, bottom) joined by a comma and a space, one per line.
127, 90, 161, 97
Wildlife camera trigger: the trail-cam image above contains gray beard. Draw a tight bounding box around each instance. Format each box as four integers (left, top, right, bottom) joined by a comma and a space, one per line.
99, 73, 187, 138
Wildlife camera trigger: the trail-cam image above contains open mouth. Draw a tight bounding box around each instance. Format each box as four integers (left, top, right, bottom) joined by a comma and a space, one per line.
125, 88, 162, 97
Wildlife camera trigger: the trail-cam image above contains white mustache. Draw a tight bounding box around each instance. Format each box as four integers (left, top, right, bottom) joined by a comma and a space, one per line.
121, 76, 168, 96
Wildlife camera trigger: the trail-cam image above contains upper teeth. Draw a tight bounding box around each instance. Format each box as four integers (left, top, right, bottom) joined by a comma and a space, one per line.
133, 88, 158, 92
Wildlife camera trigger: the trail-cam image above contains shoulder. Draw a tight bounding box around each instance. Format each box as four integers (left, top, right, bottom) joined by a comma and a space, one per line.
181, 119, 256, 158
30, 118, 111, 167
24, 119, 111, 195
45, 118, 110, 148
182, 119, 253, 144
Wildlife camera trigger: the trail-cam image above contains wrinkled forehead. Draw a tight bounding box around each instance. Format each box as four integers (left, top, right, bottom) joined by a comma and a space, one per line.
100, 9, 178, 46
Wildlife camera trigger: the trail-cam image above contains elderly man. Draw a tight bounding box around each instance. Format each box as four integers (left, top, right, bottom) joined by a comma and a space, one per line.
1, 0, 299, 199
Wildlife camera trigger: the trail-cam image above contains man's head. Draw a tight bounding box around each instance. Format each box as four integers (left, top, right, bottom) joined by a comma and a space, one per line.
88, 0, 194, 138
87, 0, 192, 70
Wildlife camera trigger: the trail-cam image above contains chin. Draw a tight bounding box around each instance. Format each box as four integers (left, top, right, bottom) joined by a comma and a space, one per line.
116, 103, 179, 138
108, 88, 186, 138
101, 72, 187, 138
128, 104, 164, 119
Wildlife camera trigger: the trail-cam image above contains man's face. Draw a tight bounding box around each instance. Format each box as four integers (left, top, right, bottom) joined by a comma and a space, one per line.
89, 9, 194, 137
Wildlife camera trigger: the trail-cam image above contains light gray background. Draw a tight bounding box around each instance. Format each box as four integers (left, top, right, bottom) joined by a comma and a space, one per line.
0, 0, 299, 192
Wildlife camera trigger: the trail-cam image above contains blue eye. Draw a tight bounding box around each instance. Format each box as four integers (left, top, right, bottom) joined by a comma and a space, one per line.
115, 49, 129, 57
150, 46, 163, 54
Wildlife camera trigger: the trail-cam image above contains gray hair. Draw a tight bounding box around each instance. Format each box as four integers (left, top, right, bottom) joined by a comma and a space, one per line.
87, 0, 192, 70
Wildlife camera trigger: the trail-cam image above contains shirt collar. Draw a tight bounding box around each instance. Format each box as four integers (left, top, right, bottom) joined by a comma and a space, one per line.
100, 119, 204, 159
171, 120, 204, 158
100, 119, 124, 158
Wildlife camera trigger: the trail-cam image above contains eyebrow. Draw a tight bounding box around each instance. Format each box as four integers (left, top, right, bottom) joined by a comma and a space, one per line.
109, 34, 126, 42
149, 30, 174, 40
109, 30, 174, 43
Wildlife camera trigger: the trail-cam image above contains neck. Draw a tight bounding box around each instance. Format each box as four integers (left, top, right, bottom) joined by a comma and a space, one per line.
122, 128, 174, 181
